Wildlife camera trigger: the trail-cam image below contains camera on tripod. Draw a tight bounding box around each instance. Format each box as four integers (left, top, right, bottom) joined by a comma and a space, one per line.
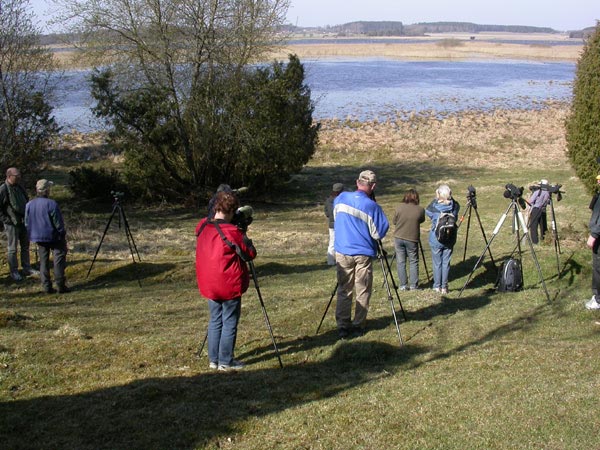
466, 185, 477, 208
529, 182, 564, 201
503, 183, 527, 209
232, 205, 254, 232
111, 190, 125, 202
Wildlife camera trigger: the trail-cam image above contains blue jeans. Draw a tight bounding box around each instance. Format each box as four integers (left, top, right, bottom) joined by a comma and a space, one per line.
207, 298, 241, 366
394, 238, 419, 288
431, 246, 452, 289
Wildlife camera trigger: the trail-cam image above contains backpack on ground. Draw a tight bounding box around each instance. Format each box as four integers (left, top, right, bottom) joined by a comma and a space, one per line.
496, 258, 523, 292
435, 212, 457, 247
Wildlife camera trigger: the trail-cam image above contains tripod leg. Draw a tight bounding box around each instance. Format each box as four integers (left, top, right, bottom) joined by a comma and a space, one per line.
549, 199, 561, 276
517, 211, 551, 302
378, 241, 407, 320
458, 201, 513, 297
86, 207, 117, 278
378, 254, 404, 346
316, 282, 338, 335
463, 205, 472, 262
418, 238, 431, 283
119, 206, 141, 263
197, 330, 208, 357
248, 261, 283, 368
473, 206, 496, 268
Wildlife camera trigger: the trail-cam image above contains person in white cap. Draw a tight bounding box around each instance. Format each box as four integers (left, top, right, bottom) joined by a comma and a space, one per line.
333, 170, 389, 338
527, 179, 551, 244
25, 179, 69, 294
585, 174, 600, 310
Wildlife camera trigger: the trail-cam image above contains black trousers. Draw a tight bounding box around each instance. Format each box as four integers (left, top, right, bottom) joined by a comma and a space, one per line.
528, 207, 544, 244
38, 241, 67, 290
593, 243, 600, 298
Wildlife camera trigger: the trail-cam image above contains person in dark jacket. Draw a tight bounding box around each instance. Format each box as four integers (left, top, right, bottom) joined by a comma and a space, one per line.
324, 182, 344, 265
196, 191, 257, 371
585, 175, 600, 310
393, 188, 425, 290
425, 184, 460, 295
0, 167, 37, 281
25, 179, 69, 294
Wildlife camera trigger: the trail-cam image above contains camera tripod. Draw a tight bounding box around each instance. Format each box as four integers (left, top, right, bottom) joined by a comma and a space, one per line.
86, 194, 141, 284
315, 240, 406, 346
457, 194, 496, 267
458, 196, 550, 302
198, 260, 284, 368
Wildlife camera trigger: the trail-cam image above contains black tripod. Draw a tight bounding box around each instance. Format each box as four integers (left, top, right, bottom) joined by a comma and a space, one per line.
457, 186, 496, 267
458, 193, 550, 302
315, 240, 406, 346
87, 192, 141, 282
545, 193, 562, 276
198, 260, 284, 368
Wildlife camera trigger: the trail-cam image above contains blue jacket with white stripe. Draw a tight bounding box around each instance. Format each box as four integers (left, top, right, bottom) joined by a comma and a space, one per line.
333, 190, 389, 258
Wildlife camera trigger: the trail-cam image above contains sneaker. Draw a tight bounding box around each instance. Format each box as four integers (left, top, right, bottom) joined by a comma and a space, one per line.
585, 296, 600, 310
399, 285, 408, 291
218, 360, 245, 371
441, 288, 449, 295
10, 271, 22, 282
24, 268, 40, 277
409, 286, 420, 291
433, 287, 441, 293
209, 361, 218, 370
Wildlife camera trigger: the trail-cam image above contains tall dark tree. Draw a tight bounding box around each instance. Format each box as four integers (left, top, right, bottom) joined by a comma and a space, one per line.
0, 0, 59, 175
60, 0, 320, 201
566, 22, 600, 194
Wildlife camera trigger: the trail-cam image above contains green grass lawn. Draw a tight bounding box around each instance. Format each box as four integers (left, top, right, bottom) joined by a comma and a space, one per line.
1, 108, 599, 449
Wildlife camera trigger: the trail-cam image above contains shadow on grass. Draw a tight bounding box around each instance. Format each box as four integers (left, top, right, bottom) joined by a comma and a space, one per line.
0, 341, 420, 450
78, 262, 178, 290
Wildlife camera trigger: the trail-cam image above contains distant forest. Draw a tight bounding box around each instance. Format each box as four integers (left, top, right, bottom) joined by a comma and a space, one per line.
285, 21, 594, 38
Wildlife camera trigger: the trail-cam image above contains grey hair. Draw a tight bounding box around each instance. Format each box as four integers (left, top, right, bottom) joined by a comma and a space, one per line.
436, 184, 452, 205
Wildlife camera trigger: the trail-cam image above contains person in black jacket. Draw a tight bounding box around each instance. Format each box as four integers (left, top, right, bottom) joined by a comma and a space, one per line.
0, 167, 37, 281
585, 175, 600, 310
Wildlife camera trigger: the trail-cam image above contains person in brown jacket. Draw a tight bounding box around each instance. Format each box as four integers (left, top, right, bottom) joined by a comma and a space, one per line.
393, 188, 425, 290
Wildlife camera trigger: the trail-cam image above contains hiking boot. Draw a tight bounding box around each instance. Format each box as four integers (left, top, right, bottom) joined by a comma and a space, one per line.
585, 296, 600, 310
10, 271, 22, 282
57, 285, 71, 294
44, 287, 57, 294
218, 360, 245, 372
338, 327, 351, 339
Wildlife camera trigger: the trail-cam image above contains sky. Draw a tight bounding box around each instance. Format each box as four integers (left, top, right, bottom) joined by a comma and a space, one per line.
29, 0, 600, 33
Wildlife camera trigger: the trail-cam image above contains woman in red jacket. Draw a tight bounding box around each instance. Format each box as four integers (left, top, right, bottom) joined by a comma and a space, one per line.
196, 191, 257, 371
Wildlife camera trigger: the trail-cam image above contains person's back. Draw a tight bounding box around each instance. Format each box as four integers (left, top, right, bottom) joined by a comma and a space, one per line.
26, 196, 65, 243
393, 202, 425, 242
334, 189, 388, 257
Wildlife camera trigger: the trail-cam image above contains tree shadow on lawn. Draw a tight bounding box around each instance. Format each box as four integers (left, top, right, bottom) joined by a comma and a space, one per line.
77, 261, 179, 291
0, 340, 422, 450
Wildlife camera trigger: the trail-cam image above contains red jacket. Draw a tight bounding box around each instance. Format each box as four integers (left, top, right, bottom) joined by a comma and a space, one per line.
195, 218, 257, 300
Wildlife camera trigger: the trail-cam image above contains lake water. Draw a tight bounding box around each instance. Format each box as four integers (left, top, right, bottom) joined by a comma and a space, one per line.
53, 58, 575, 132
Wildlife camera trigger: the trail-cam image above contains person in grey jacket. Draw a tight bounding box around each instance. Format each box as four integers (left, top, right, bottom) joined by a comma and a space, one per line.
585, 175, 600, 310
25, 179, 69, 294
0, 167, 37, 281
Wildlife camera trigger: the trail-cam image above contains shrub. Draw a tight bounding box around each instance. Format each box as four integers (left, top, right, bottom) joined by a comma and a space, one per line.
69, 166, 127, 201
566, 23, 600, 194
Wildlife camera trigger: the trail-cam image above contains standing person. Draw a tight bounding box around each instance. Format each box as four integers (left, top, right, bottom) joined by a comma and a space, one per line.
333, 170, 389, 338
0, 167, 37, 281
585, 175, 600, 310
195, 191, 257, 371
426, 184, 460, 295
528, 179, 551, 244
25, 180, 69, 294
393, 188, 425, 290
324, 182, 344, 266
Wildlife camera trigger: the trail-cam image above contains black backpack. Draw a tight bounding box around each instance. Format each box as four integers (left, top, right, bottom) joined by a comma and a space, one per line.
435, 212, 457, 247
497, 258, 523, 292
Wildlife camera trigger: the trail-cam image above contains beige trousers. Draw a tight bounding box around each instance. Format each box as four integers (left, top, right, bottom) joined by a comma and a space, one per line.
335, 253, 373, 330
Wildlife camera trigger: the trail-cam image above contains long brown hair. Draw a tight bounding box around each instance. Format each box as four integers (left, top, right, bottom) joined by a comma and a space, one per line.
403, 188, 420, 205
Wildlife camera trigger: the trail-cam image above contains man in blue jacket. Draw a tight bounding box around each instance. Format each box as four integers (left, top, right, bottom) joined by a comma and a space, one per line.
333, 170, 389, 338
25, 179, 69, 294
